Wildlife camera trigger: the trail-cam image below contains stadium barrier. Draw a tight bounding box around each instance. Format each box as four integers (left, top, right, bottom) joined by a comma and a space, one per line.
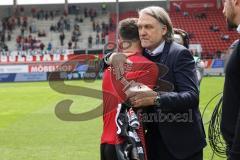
0, 73, 47, 82
0, 52, 103, 82
203, 59, 225, 76
0, 48, 225, 82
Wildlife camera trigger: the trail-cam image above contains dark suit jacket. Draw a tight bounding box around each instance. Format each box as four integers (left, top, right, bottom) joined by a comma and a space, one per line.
143, 41, 207, 159
221, 39, 240, 160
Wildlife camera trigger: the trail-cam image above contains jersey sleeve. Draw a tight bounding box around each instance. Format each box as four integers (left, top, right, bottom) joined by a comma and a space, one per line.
125, 62, 159, 89
110, 60, 159, 102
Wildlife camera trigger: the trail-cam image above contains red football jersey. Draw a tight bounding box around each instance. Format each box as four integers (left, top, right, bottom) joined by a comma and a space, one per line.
101, 53, 159, 144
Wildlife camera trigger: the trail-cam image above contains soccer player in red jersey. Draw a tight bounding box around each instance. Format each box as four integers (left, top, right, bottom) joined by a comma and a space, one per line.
101, 18, 159, 160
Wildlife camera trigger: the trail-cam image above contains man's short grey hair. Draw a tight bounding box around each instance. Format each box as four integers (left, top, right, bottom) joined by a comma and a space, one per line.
138, 6, 174, 42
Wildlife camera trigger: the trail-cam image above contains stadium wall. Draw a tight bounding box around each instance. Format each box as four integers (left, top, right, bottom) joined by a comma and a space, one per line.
0, 53, 102, 82
0, 1, 167, 19
118, 1, 167, 13
0, 6, 12, 18
170, 0, 217, 12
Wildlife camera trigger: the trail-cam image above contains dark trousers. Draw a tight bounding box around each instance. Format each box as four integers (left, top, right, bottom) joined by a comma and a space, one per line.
146, 132, 203, 160
100, 143, 118, 160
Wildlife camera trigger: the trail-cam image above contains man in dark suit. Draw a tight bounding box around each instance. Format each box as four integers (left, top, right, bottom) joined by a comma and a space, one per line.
108, 6, 206, 160
221, 0, 240, 160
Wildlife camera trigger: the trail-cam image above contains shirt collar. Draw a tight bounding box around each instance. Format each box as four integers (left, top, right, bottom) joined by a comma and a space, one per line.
237, 24, 240, 33
146, 41, 165, 56
126, 50, 142, 57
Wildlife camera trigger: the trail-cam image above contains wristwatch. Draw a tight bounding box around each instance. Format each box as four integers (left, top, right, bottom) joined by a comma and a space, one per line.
154, 94, 161, 106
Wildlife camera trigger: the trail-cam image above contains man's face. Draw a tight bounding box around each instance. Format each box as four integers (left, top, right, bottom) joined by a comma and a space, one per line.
222, 0, 238, 28
137, 13, 167, 51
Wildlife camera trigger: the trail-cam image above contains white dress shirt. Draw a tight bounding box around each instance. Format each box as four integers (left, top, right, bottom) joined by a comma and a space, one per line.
237, 24, 240, 33
145, 41, 166, 56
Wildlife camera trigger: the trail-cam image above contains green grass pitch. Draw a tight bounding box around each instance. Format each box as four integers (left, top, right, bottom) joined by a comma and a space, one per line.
0, 77, 225, 160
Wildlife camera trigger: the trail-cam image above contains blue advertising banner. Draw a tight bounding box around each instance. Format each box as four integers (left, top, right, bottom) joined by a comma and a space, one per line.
0, 73, 47, 82
15, 73, 47, 82
0, 74, 16, 82
211, 59, 224, 68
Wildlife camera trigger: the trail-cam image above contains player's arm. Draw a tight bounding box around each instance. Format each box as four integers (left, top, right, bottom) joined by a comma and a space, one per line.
110, 61, 159, 100
125, 62, 159, 89
102, 52, 130, 80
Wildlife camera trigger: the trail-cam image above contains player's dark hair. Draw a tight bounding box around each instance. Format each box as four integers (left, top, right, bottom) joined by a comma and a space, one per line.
174, 28, 190, 49
118, 18, 139, 41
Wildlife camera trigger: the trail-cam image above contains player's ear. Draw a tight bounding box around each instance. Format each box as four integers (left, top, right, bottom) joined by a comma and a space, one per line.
118, 39, 124, 50
161, 25, 167, 36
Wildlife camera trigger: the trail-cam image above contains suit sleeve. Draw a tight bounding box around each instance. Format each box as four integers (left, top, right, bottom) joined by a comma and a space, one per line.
230, 42, 240, 160
158, 49, 199, 111
230, 108, 240, 160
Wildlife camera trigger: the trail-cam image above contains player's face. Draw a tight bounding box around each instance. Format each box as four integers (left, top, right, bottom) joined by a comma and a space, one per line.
137, 13, 167, 51
222, 0, 238, 28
